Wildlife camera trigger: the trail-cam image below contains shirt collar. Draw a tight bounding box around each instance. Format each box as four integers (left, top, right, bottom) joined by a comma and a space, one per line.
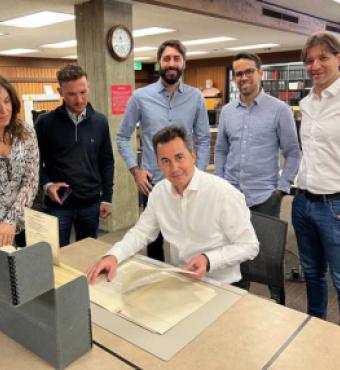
236, 88, 264, 108
310, 76, 340, 99
168, 167, 200, 197
254, 88, 265, 104
156, 78, 184, 94
66, 107, 86, 124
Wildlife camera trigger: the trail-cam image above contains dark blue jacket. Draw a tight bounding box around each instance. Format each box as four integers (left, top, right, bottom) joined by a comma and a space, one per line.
36, 103, 114, 207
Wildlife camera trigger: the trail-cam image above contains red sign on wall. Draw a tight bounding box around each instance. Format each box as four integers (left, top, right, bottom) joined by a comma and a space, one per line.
111, 84, 132, 115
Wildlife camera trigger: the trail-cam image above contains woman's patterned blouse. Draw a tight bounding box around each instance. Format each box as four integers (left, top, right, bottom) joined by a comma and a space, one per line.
0, 123, 39, 233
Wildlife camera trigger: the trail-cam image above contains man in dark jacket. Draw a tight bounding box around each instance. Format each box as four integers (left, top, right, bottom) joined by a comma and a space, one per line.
36, 64, 114, 247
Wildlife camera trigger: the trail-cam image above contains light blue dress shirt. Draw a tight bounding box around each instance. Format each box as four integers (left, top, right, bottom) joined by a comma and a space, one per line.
116, 79, 210, 183
215, 89, 300, 207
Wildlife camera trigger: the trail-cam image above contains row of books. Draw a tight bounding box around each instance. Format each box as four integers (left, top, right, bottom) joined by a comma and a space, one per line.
262, 80, 308, 91
262, 69, 309, 81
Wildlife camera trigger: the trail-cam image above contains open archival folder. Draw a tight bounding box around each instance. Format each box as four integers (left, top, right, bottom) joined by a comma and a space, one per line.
90, 259, 217, 335
24, 208, 86, 289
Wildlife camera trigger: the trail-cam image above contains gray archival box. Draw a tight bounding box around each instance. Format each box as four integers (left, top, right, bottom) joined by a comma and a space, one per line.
0, 242, 92, 369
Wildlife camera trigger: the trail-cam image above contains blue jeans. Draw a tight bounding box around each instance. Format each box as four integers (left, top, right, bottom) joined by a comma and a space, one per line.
46, 203, 100, 247
292, 191, 340, 319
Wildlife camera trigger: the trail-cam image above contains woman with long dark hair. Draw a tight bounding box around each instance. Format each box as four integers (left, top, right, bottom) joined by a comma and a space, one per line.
0, 76, 39, 247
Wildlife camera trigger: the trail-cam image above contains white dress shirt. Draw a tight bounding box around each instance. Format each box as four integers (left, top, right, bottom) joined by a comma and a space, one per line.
297, 77, 340, 194
106, 168, 259, 283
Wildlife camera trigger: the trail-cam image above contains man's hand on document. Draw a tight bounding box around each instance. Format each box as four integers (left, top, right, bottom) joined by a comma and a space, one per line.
87, 255, 118, 284
184, 254, 209, 278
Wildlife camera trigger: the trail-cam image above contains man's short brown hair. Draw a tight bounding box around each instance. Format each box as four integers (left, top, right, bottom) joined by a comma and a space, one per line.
301, 32, 340, 62
157, 40, 186, 62
152, 125, 191, 154
233, 53, 262, 70
57, 64, 87, 85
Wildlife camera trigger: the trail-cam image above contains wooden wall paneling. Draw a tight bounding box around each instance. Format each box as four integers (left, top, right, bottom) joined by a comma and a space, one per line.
184, 65, 226, 102
0, 64, 61, 121
0, 56, 70, 69
183, 68, 198, 90
34, 102, 60, 111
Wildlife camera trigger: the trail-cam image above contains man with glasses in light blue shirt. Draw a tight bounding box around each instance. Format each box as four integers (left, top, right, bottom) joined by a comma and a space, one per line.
117, 39, 210, 262
215, 52, 300, 302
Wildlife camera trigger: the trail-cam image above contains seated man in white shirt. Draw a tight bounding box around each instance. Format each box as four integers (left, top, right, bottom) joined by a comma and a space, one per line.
88, 126, 259, 284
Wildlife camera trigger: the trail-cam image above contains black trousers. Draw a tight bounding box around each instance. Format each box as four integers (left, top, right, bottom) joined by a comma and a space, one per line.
141, 193, 165, 262
250, 190, 282, 219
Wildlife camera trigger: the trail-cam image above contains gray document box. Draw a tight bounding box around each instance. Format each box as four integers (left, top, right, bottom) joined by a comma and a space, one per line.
0, 242, 92, 369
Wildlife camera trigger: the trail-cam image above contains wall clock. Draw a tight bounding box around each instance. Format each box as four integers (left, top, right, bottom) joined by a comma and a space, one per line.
107, 25, 133, 61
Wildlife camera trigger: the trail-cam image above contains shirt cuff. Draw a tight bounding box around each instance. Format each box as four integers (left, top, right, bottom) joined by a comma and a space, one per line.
126, 159, 138, 171
104, 246, 126, 265
201, 254, 210, 272
277, 182, 291, 194
203, 250, 224, 272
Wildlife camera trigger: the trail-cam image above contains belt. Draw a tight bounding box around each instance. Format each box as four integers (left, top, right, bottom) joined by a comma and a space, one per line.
298, 189, 340, 202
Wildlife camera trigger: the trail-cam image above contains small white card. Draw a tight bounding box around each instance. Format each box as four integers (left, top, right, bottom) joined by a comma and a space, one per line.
24, 208, 60, 265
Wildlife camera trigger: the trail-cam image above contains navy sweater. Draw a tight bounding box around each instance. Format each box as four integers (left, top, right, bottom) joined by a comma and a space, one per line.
36, 103, 114, 207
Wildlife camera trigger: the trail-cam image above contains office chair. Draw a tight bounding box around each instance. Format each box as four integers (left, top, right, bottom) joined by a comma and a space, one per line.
241, 211, 288, 305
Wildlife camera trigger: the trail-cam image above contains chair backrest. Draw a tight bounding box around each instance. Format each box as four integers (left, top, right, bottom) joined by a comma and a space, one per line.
242, 211, 288, 289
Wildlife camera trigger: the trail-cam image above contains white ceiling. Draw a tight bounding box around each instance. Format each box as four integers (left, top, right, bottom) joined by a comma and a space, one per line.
0, 0, 338, 61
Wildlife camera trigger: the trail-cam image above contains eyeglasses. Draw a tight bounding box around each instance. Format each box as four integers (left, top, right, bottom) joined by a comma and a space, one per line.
234, 68, 258, 78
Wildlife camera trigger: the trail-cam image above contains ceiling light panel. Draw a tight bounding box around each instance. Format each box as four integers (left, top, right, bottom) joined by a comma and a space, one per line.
183, 36, 236, 46
0, 11, 74, 28
187, 51, 209, 56
0, 48, 38, 55
134, 56, 153, 61
133, 27, 175, 37
42, 40, 77, 48
226, 43, 280, 51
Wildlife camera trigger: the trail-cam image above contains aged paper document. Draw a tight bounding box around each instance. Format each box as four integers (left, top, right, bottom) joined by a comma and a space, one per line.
53, 264, 85, 288
0, 245, 17, 253
90, 259, 217, 334
24, 208, 60, 265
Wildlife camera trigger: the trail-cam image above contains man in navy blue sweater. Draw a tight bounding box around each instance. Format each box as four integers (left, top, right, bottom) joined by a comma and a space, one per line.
36, 64, 114, 247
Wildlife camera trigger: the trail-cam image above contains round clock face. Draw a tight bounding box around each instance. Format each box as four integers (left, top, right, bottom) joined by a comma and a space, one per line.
108, 25, 133, 61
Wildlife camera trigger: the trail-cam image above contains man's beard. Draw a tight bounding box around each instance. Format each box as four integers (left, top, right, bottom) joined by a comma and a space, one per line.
160, 67, 183, 85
